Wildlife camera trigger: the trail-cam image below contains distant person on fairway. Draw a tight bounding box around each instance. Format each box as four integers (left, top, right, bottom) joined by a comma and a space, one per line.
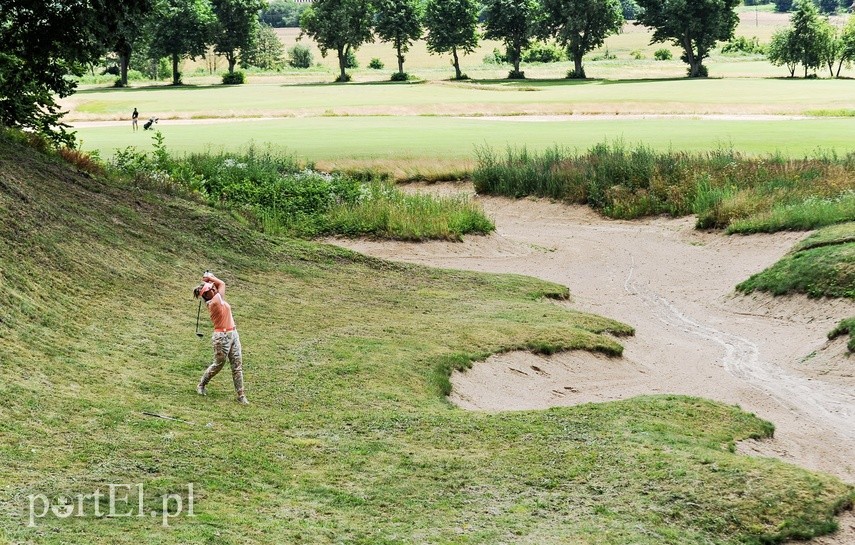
193, 273, 248, 404
132, 108, 139, 131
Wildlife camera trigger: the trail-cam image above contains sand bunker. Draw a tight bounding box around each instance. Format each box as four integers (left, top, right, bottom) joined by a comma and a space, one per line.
333, 184, 855, 490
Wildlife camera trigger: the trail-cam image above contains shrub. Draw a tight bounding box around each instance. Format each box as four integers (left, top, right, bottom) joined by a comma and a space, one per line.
483, 47, 508, 65
592, 48, 617, 60
335, 73, 352, 82
368, 57, 384, 69
566, 68, 585, 79
345, 49, 358, 69
288, 43, 314, 68
507, 70, 525, 79
721, 36, 766, 55
521, 42, 565, 63
654, 48, 673, 60
221, 71, 246, 84
630, 49, 645, 60
58, 147, 106, 176
390, 72, 410, 81
620, 0, 640, 19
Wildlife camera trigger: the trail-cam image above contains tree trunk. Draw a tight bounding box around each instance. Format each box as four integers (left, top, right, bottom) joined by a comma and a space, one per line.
512, 40, 521, 75
172, 53, 180, 85
681, 34, 702, 78
396, 41, 405, 75
573, 54, 584, 78
228, 53, 236, 74
119, 53, 130, 86
836, 59, 844, 78
452, 46, 461, 79
337, 46, 347, 81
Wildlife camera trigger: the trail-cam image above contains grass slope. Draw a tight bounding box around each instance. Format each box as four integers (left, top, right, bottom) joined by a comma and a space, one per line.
0, 134, 852, 544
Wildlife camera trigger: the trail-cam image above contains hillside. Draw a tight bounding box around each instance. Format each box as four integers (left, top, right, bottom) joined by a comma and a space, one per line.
0, 131, 851, 544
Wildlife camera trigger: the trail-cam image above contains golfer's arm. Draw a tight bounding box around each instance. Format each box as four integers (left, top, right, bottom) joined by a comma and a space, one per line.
211, 276, 226, 298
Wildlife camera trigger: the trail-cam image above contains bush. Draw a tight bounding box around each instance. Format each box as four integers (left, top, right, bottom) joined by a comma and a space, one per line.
102, 65, 120, 76
344, 50, 358, 69
508, 70, 525, 79
592, 48, 617, 60
483, 48, 507, 65
521, 42, 566, 63
654, 48, 673, 60
288, 43, 313, 69
720, 36, 766, 55
620, 0, 640, 19
773, 0, 793, 11
335, 73, 352, 82
566, 68, 585, 79
390, 72, 410, 81
221, 71, 246, 84
630, 49, 645, 60
368, 57, 384, 69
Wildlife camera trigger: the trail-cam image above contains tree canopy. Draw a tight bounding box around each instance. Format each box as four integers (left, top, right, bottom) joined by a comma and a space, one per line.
635, 0, 740, 77
483, 0, 543, 78
374, 0, 423, 77
211, 0, 266, 73
149, 0, 216, 85
301, 0, 376, 82
424, 0, 479, 79
541, 0, 624, 79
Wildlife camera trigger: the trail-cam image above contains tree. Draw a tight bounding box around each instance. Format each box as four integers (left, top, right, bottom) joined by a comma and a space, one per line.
482, 0, 542, 78
817, 18, 841, 76
0, 0, 118, 145
424, 0, 479, 79
211, 0, 265, 74
767, 27, 799, 76
635, 0, 740, 77
103, 0, 156, 87
773, 0, 794, 11
817, 0, 840, 14
300, 0, 375, 82
260, 0, 309, 27
374, 0, 423, 77
242, 24, 287, 69
789, 0, 824, 77
149, 0, 216, 85
841, 15, 855, 76
541, 0, 624, 78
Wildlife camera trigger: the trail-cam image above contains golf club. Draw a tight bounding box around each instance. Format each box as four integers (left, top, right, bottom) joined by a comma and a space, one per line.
195, 299, 204, 338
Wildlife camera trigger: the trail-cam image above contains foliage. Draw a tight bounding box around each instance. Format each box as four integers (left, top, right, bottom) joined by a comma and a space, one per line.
0, 0, 119, 146
636, 0, 740, 77
243, 23, 287, 70
211, 0, 266, 73
521, 41, 566, 62
424, 0, 480, 79
390, 71, 411, 80
483, 47, 509, 64
620, 0, 641, 19
345, 48, 359, 68
828, 317, 855, 352
259, 0, 310, 27
789, 0, 825, 76
374, 0, 423, 75
473, 143, 855, 230
482, 0, 543, 76
768, 27, 800, 75
629, 48, 645, 59
368, 57, 384, 68
287, 43, 314, 68
103, 0, 155, 87
721, 35, 766, 55
221, 70, 246, 84
654, 47, 673, 60
149, 0, 216, 85
541, 0, 625, 79
300, 0, 376, 81
773, 0, 794, 10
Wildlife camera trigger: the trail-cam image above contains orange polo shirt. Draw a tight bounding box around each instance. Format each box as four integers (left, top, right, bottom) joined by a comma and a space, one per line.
207, 293, 236, 332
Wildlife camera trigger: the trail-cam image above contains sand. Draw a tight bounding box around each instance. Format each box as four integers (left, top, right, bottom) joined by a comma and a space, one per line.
331, 182, 855, 542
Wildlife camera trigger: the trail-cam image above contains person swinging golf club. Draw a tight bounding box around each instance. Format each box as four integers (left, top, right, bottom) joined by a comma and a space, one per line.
193, 272, 248, 405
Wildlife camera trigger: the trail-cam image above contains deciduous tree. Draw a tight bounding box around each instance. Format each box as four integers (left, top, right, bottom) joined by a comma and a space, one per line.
483, 0, 543, 78
789, 0, 824, 76
104, 0, 156, 87
635, 0, 740, 77
424, 0, 479, 79
242, 24, 287, 70
149, 0, 216, 85
374, 0, 423, 77
212, 0, 266, 74
300, 0, 375, 82
541, 0, 624, 78
767, 27, 799, 76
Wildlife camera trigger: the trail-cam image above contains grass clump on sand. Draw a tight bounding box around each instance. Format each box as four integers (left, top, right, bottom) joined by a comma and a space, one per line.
1, 129, 853, 544
828, 318, 855, 352
737, 222, 855, 299
473, 143, 855, 232
110, 134, 492, 240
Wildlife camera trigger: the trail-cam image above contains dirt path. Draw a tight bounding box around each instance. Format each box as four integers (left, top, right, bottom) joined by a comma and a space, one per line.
332, 183, 855, 492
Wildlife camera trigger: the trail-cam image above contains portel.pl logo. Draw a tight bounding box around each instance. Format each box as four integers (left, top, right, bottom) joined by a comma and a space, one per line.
27, 483, 195, 527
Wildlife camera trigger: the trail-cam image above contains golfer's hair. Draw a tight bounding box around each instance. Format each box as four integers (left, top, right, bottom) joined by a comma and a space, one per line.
193, 284, 204, 299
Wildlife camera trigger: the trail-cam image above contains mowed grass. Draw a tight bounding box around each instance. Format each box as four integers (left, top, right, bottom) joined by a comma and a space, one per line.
1, 132, 853, 544
75, 116, 855, 169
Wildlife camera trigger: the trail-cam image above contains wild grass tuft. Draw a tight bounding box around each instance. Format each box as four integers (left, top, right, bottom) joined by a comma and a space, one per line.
828, 317, 855, 352
474, 143, 855, 232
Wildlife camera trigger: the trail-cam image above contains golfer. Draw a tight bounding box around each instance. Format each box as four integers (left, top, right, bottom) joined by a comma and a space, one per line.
193, 273, 248, 404
132, 108, 139, 131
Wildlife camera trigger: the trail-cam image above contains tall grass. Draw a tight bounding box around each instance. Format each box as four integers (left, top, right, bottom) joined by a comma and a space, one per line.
474, 143, 855, 232
110, 138, 493, 240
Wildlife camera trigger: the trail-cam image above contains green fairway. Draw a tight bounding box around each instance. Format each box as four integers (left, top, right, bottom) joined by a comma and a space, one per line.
76, 115, 855, 162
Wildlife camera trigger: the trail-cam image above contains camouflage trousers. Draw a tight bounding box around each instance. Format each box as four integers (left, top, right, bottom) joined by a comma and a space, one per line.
199, 330, 245, 397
